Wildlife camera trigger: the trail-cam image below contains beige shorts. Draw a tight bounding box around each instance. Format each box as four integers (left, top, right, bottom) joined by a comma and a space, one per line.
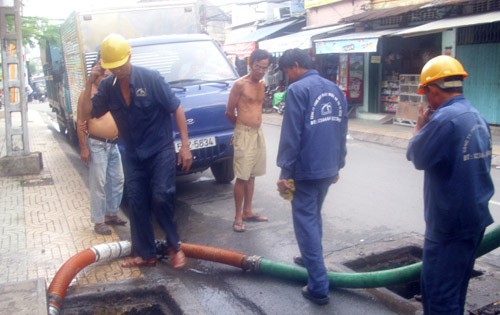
233, 123, 266, 180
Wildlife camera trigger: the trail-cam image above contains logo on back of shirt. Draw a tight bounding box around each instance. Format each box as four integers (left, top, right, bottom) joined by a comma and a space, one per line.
136, 88, 147, 97
309, 92, 342, 126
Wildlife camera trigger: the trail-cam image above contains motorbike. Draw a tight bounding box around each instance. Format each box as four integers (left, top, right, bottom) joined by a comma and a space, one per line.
272, 89, 286, 115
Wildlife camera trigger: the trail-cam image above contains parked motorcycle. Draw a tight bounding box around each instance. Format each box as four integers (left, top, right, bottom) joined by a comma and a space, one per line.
272, 90, 286, 115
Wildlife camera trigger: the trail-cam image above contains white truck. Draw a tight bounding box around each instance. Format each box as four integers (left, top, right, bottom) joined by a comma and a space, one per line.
45, 1, 238, 182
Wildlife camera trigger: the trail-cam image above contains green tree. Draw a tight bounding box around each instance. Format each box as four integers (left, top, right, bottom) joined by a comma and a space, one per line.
21, 16, 60, 49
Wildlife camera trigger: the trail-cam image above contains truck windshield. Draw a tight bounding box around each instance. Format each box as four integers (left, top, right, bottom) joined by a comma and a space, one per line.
131, 40, 238, 84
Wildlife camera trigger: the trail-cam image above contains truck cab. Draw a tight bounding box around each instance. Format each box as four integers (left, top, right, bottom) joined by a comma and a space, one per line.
126, 34, 238, 182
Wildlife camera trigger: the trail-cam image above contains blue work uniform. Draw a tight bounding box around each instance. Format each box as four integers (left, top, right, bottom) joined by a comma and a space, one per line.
407, 95, 494, 315
92, 65, 182, 260
277, 69, 348, 297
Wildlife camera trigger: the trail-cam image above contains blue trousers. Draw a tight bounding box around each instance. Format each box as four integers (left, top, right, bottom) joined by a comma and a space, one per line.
87, 138, 124, 224
421, 230, 484, 315
123, 147, 180, 260
291, 177, 334, 297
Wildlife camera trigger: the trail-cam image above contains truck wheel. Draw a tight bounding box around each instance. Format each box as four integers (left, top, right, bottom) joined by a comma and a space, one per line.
66, 124, 78, 146
58, 122, 67, 135
210, 158, 234, 183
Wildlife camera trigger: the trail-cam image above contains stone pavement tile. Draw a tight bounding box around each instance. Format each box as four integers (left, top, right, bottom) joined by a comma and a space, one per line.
0, 110, 142, 290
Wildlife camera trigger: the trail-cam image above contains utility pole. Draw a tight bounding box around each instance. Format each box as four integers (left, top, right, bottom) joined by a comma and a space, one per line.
0, 0, 42, 176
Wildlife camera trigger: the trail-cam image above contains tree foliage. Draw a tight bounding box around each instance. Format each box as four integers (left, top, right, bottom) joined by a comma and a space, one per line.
21, 16, 60, 49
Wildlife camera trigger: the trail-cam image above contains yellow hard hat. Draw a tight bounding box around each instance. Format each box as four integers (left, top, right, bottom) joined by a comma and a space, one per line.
417, 55, 468, 94
100, 34, 131, 69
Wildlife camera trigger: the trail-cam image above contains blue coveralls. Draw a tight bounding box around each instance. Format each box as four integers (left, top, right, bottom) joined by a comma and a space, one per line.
407, 96, 494, 315
92, 65, 182, 260
277, 70, 348, 297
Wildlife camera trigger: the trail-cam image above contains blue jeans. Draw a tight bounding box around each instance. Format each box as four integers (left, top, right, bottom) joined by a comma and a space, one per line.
122, 147, 179, 260
88, 137, 124, 224
421, 230, 485, 315
292, 177, 334, 297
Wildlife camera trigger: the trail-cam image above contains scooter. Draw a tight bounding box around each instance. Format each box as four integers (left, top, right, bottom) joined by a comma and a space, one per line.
272, 89, 286, 115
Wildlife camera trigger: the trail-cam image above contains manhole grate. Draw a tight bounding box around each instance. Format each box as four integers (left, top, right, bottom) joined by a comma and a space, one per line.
20, 174, 53, 187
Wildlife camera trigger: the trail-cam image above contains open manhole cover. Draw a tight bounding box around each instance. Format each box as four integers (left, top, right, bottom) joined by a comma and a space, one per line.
62, 283, 178, 315
344, 245, 483, 300
470, 300, 500, 315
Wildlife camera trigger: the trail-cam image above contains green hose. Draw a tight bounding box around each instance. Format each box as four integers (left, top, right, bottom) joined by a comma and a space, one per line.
258, 225, 500, 289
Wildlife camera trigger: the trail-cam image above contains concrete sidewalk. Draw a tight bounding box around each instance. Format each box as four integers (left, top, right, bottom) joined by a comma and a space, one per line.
0, 109, 140, 314
0, 108, 498, 314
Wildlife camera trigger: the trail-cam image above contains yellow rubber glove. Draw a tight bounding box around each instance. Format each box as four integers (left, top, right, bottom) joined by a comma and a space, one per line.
279, 179, 295, 201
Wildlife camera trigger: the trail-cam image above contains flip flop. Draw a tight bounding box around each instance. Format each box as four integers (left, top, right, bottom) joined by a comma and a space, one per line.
121, 256, 157, 268
105, 216, 128, 226
232, 221, 245, 232
242, 214, 268, 222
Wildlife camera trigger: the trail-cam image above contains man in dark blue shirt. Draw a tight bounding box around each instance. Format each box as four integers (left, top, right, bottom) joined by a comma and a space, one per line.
276, 48, 348, 305
81, 33, 193, 269
407, 55, 494, 314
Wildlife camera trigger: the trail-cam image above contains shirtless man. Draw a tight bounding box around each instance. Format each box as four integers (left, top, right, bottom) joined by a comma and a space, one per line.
225, 49, 271, 232
77, 60, 126, 235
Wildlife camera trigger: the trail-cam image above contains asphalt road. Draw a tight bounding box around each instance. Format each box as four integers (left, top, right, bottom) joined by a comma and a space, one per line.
35, 101, 498, 315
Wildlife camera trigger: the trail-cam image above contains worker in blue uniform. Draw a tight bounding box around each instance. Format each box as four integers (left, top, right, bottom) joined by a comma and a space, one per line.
80, 33, 193, 269
276, 48, 348, 305
407, 55, 494, 315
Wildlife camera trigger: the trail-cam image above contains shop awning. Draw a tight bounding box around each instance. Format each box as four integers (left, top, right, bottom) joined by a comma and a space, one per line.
314, 29, 401, 54
393, 11, 500, 37
223, 19, 299, 57
258, 24, 352, 54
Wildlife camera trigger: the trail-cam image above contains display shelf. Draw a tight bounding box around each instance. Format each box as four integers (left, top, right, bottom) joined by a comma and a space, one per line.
395, 74, 427, 126
381, 80, 399, 112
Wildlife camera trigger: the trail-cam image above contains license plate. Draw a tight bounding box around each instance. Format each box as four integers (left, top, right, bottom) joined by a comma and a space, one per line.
175, 136, 216, 153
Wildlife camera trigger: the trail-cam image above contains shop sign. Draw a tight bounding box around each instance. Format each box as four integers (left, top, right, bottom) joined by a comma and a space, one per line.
315, 38, 379, 54
223, 41, 256, 58
371, 56, 381, 63
304, 0, 342, 9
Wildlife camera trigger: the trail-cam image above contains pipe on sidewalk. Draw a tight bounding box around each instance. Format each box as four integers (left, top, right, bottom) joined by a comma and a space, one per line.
47, 241, 131, 315
47, 225, 500, 314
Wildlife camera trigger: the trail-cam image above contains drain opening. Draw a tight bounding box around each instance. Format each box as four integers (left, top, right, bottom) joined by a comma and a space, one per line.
343, 245, 483, 300
63, 285, 176, 315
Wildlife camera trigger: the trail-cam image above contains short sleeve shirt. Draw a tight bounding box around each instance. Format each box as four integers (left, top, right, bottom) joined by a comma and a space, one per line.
92, 65, 180, 160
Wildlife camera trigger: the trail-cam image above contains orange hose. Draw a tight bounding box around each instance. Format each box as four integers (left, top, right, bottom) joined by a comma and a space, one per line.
181, 243, 247, 269
48, 248, 96, 313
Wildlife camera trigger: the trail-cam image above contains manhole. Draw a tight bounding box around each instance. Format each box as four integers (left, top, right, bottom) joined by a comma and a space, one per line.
20, 174, 53, 187
343, 245, 483, 300
62, 284, 178, 315
469, 300, 500, 315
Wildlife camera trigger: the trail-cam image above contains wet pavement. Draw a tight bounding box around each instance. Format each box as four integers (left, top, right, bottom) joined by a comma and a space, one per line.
0, 107, 498, 314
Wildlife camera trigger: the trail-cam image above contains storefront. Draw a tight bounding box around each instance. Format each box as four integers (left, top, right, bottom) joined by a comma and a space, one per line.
223, 18, 305, 75
314, 29, 399, 111
394, 11, 500, 124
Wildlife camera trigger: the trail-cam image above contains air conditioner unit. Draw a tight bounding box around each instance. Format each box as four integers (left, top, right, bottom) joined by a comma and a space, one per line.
274, 6, 290, 19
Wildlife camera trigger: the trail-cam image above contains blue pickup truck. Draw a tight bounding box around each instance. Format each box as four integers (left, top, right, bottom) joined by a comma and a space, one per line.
124, 34, 238, 183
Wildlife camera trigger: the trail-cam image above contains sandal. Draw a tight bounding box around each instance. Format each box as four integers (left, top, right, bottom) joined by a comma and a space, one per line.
232, 221, 245, 232
242, 214, 268, 222
121, 256, 157, 268
94, 223, 112, 235
105, 215, 127, 226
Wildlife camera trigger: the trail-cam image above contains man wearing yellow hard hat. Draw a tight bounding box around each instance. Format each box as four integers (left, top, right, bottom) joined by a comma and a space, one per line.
407, 55, 494, 314
80, 33, 193, 269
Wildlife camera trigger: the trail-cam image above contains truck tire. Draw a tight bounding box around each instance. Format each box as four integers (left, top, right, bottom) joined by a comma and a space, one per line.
210, 158, 234, 183
66, 123, 78, 146
58, 122, 66, 135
